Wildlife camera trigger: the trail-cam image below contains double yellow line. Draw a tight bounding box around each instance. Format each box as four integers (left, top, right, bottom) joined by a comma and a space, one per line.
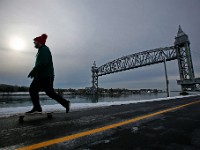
17, 100, 200, 150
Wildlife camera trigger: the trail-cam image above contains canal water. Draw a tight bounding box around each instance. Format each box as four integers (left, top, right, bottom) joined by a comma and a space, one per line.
1, 91, 200, 117
0, 91, 194, 108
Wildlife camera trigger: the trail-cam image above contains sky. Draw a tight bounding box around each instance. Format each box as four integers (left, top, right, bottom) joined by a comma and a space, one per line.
0, 0, 200, 91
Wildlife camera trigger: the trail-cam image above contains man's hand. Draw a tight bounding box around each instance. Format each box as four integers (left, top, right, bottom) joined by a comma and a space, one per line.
28, 68, 37, 78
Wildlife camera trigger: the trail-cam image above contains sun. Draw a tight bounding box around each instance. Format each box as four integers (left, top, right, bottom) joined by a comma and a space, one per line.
9, 36, 26, 51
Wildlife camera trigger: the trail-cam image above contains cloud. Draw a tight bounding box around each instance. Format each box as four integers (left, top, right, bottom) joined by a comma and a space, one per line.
0, 0, 200, 91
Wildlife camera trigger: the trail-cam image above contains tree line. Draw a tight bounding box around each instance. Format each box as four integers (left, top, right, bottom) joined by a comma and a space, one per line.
0, 84, 29, 93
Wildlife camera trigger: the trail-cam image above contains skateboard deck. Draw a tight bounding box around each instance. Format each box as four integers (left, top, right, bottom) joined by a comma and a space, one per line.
19, 112, 53, 123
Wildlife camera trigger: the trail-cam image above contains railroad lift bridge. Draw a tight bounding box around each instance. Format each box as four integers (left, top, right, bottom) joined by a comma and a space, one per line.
91, 26, 200, 94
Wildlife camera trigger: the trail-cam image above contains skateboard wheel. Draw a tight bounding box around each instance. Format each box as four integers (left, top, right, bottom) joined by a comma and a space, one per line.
19, 116, 24, 123
47, 113, 53, 119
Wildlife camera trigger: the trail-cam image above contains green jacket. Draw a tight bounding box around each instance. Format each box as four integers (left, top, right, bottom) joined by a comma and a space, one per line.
31, 45, 54, 78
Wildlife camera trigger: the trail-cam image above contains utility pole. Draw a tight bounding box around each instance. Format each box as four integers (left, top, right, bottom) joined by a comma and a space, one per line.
163, 57, 170, 97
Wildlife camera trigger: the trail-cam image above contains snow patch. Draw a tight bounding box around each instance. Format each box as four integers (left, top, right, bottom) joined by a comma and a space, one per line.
0, 94, 198, 117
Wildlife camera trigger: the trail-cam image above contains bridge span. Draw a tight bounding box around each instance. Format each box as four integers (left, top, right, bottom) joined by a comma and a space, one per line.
97, 46, 176, 76
91, 26, 200, 94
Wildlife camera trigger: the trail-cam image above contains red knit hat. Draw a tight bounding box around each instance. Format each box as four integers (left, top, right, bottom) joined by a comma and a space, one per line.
34, 34, 48, 45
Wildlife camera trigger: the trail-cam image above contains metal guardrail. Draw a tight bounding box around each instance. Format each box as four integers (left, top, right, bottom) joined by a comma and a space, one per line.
177, 78, 200, 85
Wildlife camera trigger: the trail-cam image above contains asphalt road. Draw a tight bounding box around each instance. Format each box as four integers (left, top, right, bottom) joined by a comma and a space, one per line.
0, 95, 200, 150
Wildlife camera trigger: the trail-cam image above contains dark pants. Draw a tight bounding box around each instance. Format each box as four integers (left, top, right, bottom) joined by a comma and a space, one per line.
29, 76, 68, 110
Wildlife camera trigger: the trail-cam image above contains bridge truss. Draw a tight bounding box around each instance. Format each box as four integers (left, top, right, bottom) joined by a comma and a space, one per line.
97, 46, 176, 76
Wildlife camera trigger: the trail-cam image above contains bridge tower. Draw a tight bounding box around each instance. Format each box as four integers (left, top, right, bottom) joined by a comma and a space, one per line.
175, 25, 196, 92
91, 61, 98, 94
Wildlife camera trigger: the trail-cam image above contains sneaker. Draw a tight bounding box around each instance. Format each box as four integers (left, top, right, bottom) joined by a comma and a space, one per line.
26, 108, 42, 114
66, 100, 70, 113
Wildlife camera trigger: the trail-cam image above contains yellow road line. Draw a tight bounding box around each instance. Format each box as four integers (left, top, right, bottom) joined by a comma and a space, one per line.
17, 100, 200, 150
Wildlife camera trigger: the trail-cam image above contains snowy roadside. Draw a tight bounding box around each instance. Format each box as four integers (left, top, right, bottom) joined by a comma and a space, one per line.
0, 94, 199, 118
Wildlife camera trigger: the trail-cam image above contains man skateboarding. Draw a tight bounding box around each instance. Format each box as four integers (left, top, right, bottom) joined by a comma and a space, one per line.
26, 34, 70, 114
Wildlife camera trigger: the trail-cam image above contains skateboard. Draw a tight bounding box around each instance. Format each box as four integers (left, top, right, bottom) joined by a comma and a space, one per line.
19, 112, 53, 123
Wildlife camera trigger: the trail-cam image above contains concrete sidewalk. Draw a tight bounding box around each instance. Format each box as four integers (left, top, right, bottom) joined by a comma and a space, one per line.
0, 95, 200, 149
